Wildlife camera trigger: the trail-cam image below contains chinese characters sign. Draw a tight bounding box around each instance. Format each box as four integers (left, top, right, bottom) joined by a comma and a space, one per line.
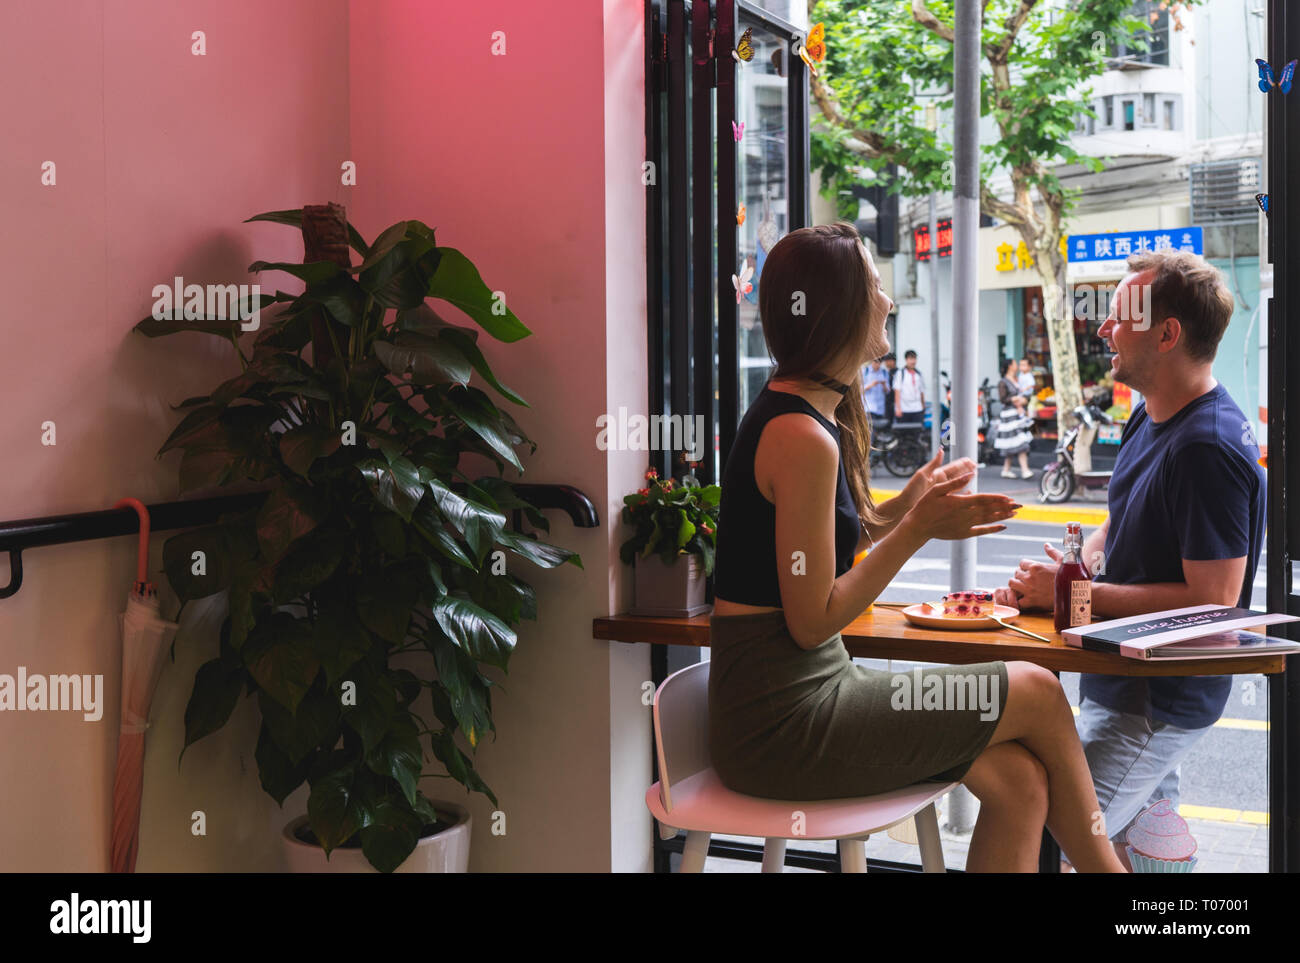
994, 235, 1069, 273
913, 218, 952, 261
1067, 228, 1203, 262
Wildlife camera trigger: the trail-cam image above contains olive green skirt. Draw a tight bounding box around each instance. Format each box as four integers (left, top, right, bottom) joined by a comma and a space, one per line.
708, 610, 1009, 800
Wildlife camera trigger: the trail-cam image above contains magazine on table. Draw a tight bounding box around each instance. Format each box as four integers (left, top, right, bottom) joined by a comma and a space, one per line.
1061, 604, 1300, 660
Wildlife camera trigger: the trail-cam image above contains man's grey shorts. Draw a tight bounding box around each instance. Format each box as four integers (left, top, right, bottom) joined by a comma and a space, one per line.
1076, 696, 1212, 843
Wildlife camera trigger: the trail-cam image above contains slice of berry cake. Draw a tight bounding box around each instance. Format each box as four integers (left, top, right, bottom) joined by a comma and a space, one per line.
939, 590, 994, 618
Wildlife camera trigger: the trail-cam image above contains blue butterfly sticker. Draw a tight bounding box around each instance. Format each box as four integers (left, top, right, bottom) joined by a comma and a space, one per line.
1256, 58, 1297, 94
1256, 193, 1269, 218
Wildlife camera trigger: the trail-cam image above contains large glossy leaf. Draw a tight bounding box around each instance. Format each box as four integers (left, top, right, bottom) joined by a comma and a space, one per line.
255, 721, 311, 805
259, 684, 341, 767
428, 636, 494, 748
266, 527, 346, 604
244, 208, 371, 259
427, 247, 531, 342
358, 799, 423, 873
181, 654, 246, 754
247, 260, 346, 286
279, 425, 343, 478
439, 326, 528, 405
431, 595, 516, 669
241, 614, 320, 713
359, 236, 440, 309
307, 763, 370, 854
357, 456, 424, 522
340, 664, 397, 755
158, 405, 224, 454
134, 314, 241, 339
440, 387, 524, 473
496, 528, 583, 570
413, 512, 476, 570
425, 479, 506, 563
297, 273, 367, 327
162, 522, 257, 602
374, 332, 472, 386
364, 717, 422, 806
255, 485, 321, 565
310, 605, 375, 689
427, 730, 497, 808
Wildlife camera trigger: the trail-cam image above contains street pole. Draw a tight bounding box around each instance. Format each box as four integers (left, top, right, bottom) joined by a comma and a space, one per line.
949, 0, 979, 592
942, 0, 983, 841
929, 194, 941, 459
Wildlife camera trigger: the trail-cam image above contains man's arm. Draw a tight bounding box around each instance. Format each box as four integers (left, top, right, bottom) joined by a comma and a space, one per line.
1091, 557, 1247, 618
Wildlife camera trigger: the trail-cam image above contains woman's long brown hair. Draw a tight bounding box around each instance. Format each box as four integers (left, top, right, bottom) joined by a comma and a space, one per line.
757, 222, 887, 530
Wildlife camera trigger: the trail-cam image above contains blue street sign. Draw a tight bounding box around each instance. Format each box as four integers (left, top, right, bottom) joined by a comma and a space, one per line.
1067, 227, 1203, 262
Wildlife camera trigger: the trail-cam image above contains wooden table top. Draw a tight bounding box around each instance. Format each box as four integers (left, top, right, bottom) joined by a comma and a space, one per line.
593, 605, 1287, 677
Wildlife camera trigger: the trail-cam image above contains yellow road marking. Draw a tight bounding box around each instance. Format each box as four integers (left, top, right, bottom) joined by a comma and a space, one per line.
871, 488, 1108, 525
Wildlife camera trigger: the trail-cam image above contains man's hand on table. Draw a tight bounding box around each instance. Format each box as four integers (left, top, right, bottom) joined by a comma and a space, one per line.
993, 541, 1065, 611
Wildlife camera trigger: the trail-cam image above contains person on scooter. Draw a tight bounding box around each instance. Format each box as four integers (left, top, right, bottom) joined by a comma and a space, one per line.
991, 250, 1266, 870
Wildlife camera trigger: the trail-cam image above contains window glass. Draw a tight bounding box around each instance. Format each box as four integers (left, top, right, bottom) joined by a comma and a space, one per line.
1143, 92, 1155, 125
1123, 100, 1135, 131
1163, 99, 1175, 130
1104, 95, 1114, 127
736, 19, 792, 418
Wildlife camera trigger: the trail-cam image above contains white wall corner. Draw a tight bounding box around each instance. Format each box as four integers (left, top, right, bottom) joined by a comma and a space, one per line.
604, 0, 653, 872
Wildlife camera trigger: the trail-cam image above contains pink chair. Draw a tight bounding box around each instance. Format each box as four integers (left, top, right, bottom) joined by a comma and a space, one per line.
646, 661, 953, 872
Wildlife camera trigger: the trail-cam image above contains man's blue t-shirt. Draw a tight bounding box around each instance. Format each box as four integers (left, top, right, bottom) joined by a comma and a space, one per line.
1080, 382, 1266, 730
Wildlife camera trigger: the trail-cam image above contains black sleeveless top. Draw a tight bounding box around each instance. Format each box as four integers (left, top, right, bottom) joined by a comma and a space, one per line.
714, 384, 862, 607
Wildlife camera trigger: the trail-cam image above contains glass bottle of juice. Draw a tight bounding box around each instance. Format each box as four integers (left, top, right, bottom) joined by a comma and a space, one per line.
1054, 521, 1093, 631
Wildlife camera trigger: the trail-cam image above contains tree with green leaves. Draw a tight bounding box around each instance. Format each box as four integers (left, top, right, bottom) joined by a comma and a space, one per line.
810, 0, 1199, 465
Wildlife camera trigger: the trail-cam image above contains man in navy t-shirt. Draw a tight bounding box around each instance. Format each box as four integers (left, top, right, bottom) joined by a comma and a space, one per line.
994, 250, 1266, 870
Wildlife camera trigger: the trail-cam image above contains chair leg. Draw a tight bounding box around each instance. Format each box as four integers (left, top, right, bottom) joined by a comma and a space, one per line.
679, 830, 712, 872
914, 803, 946, 873
840, 837, 868, 873
761, 838, 787, 873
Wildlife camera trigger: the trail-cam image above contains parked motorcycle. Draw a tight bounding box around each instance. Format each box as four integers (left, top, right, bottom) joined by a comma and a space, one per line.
1038, 402, 1114, 504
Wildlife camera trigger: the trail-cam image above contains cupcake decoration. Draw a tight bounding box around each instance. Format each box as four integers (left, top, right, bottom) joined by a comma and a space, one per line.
1125, 799, 1198, 873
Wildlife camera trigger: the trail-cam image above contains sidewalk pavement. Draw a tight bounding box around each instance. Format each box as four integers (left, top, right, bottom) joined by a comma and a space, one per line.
706, 811, 1266, 873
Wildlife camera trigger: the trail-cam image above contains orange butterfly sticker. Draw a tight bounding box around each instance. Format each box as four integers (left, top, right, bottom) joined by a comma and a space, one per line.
737, 203, 746, 226
800, 22, 826, 76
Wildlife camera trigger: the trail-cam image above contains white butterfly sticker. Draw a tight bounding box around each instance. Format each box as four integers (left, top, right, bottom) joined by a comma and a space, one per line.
731, 261, 754, 304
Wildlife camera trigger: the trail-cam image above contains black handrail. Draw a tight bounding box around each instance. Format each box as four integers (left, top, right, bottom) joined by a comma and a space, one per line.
0, 482, 598, 600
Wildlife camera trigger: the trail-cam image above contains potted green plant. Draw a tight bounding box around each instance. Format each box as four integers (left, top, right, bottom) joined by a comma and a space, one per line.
619, 468, 719, 617
134, 206, 581, 872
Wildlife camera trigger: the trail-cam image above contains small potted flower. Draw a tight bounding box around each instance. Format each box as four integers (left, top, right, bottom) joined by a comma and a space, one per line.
620, 467, 719, 617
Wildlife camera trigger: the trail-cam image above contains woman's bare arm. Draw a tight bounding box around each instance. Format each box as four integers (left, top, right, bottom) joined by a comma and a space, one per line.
758, 414, 1016, 648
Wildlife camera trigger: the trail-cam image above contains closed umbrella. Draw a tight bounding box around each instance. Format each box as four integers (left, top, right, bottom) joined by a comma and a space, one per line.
109, 498, 179, 873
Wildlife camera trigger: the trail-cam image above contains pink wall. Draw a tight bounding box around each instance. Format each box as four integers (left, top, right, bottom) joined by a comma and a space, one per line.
348, 0, 650, 871
0, 0, 351, 870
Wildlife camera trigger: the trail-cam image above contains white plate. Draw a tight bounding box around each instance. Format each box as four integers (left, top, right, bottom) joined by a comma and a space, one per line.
900, 603, 1022, 631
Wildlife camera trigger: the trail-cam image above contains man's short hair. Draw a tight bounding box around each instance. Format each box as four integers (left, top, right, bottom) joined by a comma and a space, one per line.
1125, 250, 1234, 363
904, 349, 917, 359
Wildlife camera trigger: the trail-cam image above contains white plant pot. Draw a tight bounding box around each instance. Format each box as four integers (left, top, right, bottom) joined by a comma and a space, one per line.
281, 803, 472, 873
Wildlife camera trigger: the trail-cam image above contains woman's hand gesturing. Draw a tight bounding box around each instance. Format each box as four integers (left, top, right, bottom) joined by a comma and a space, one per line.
902, 471, 1021, 542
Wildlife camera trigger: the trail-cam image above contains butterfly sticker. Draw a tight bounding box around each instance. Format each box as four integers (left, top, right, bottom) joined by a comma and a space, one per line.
1256, 192, 1269, 218
1256, 58, 1297, 94
732, 27, 754, 63
737, 202, 746, 226
732, 120, 744, 142
732, 261, 754, 304
799, 22, 826, 76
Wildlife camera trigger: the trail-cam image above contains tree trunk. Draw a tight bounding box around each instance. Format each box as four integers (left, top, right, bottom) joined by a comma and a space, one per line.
1032, 246, 1088, 473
